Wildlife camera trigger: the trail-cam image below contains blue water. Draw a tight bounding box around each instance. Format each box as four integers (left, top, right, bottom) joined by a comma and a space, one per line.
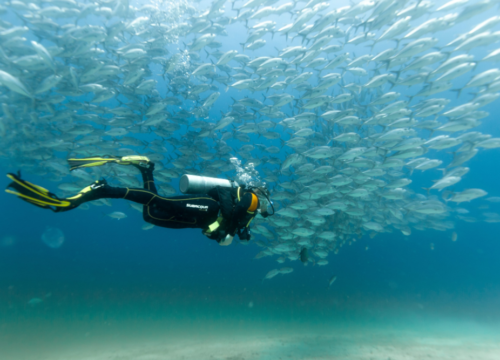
2, 156, 500, 358
1, 0, 500, 358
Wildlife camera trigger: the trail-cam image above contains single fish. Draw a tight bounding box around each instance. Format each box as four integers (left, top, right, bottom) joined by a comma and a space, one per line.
328, 275, 337, 288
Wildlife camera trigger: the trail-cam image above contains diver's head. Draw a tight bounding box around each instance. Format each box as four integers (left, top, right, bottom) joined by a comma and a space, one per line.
250, 186, 274, 215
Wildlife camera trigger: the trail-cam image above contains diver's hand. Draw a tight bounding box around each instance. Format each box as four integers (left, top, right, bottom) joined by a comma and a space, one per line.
238, 227, 251, 241
219, 234, 233, 246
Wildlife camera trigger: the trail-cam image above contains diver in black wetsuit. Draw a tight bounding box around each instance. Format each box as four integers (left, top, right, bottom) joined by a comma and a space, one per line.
5, 156, 272, 246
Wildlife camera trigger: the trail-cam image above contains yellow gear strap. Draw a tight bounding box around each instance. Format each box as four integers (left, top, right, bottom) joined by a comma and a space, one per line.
206, 216, 224, 234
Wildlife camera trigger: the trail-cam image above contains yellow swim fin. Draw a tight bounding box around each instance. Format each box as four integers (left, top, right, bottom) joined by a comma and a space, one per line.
68, 155, 151, 171
67, 156, 120, 171
5, 173, 72, 211
5, 173, 109, 212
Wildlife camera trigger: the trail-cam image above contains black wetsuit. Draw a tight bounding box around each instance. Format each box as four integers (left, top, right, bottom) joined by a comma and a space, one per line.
86, 164, 260, 241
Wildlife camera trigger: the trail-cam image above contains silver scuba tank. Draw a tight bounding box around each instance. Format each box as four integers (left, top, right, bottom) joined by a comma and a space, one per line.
179, 174, 239, 194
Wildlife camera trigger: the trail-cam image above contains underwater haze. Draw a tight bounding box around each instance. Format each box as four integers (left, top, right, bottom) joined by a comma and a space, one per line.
1, 0, 500, 358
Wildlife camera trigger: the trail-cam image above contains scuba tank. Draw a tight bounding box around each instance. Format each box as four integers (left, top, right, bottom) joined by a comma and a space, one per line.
179, 174, 239, 194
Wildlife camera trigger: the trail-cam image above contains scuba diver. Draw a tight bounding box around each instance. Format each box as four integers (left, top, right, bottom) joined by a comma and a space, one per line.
5, 155, 274, 246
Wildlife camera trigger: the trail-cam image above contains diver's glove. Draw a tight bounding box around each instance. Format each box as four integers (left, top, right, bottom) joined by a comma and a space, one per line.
219, 234, 234, 246
202, 228, 225, 242
238, 227, 251, 241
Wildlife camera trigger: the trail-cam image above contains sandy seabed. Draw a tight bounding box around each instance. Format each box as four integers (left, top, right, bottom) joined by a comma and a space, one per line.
50, 332, 500, 360
3, 313, 500, 360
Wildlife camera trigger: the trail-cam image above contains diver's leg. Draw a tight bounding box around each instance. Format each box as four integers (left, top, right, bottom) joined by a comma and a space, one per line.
71, 163, 159, 206
7, 173, 157, 212
65, 185, 160, 211
6, 172, 219, 230
134, 162, 157, 194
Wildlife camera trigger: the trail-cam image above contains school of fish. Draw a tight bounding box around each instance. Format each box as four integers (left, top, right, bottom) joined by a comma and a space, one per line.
0, 0, 500, 276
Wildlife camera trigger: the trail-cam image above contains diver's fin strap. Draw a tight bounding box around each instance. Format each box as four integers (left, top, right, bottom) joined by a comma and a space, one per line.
205, 216, 224, 234
65, 180, 107, 201
120, 155, 151, 165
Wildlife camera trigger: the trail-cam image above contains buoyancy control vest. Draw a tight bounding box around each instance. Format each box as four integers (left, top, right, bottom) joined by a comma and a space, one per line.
203, 186, 259, 241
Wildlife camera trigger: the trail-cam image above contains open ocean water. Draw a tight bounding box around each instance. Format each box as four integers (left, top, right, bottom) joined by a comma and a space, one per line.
1, 0, 500, 358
